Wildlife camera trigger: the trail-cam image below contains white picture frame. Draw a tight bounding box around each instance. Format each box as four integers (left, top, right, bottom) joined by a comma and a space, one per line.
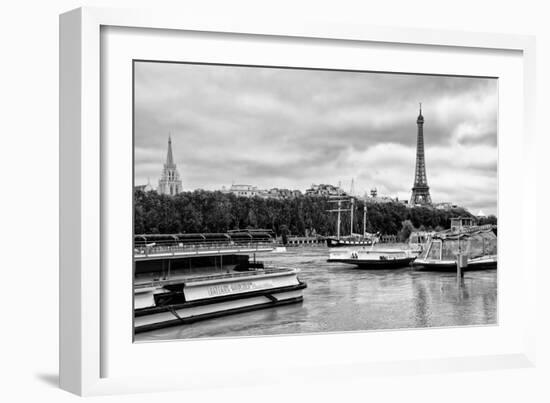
59, 7, 537, 396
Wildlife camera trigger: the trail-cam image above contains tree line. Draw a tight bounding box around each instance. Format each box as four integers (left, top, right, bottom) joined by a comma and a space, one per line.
134, 189, 496, 238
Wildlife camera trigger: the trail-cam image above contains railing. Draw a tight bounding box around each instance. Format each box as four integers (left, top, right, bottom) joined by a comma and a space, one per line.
134, 241, 277, 258
182, 267, 297, 283
134, 266, 297, 289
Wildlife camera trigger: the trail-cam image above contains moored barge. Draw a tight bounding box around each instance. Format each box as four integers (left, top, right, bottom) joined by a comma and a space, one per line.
412, 222, 497, 271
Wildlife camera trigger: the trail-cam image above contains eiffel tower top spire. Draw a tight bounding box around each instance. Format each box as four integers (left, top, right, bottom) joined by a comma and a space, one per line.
417, 102, 424, 124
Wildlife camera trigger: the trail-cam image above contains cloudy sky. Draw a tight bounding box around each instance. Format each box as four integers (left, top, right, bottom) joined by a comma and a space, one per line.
134, 61, 498, 215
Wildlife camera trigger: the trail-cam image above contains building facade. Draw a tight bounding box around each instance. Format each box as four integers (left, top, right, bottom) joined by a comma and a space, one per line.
134, 178, 154, 193
224, 184, 261, 198
265, 188, 302, 199
365, 188, 401, 204
305, 184, 346, 197
223, 184, 302, 199
433, 202, 459, 210
157, 136, 182, 196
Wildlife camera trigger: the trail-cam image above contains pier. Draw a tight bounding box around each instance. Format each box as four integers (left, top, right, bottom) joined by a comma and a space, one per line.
286, 236, 326, 247
379, 235, 398, 243
285, 234, 399, 246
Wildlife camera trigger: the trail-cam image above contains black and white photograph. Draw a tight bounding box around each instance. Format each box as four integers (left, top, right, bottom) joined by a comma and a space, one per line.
132, 61, 498, 341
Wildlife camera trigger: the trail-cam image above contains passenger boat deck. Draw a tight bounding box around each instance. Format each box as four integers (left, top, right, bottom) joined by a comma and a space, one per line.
133, 231, 306, 333
135, 242, 276, 260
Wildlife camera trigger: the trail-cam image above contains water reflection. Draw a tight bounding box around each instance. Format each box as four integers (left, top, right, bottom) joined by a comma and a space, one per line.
136, 247, 497, 342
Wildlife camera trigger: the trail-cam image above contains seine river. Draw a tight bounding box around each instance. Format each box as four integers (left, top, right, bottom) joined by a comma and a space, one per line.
135, 246, 497, 342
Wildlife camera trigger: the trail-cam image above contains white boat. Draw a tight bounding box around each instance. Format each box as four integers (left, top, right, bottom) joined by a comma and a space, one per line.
134, 232, 306, 333
327, 247, 416, 269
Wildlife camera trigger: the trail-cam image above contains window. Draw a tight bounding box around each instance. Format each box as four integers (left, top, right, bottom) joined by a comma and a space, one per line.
427, 240, 441, 260
441, 239, 459, 260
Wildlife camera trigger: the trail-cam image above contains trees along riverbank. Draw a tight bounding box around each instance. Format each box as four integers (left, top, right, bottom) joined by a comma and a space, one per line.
134, 189, 496, 239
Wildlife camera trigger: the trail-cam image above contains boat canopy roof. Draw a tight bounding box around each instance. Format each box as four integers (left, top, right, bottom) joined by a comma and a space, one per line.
432, 225, 496, 240
134, 231, 274, 246
420, 227, 497, 261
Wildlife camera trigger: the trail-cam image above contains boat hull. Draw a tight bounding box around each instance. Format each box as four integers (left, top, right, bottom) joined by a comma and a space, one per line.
412, 255, 497, 271
135, 282, 306, 333
327, 257, 415, 269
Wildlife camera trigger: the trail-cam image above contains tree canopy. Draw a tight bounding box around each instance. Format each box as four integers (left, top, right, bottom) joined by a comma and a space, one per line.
134, 190, 489, 236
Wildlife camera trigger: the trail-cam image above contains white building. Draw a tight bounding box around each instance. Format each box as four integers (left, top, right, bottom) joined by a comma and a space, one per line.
222, 185, 303, 199
225, 184, 261, 198
433, 202, 459, 210
365, 188, 399, 204
134, 177, 154, 192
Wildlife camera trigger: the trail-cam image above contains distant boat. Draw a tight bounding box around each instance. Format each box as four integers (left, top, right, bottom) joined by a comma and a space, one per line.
412, 223, 497, 271
327, 248, 416, 269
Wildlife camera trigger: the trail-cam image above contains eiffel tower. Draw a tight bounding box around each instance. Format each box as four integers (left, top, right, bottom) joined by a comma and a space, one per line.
410, 103, 432, 205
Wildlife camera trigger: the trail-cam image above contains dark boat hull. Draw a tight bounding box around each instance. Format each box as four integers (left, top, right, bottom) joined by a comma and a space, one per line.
327, 257, 415, 269
412, 260, 497, 271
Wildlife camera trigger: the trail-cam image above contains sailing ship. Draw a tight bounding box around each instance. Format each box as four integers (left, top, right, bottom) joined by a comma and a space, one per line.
325, 195, 379, 247
326, 198, 417, 268
133, 231, 306, 333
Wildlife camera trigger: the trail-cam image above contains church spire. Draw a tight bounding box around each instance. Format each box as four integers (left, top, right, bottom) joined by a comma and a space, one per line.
158, 134, 182, 196
165, 135, 175, 167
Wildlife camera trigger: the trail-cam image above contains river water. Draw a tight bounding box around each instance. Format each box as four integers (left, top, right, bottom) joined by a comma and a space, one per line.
135, 246, 497, 342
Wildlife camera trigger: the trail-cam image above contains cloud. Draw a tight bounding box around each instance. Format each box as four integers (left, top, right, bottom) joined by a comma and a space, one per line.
134, 62, 498, 215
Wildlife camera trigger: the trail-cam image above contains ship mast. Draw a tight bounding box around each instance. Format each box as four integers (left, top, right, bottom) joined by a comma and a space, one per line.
363, 203, 367, 236
337, 199, 341, 240
327, 196, 352, 240
350, 197, 354, 235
